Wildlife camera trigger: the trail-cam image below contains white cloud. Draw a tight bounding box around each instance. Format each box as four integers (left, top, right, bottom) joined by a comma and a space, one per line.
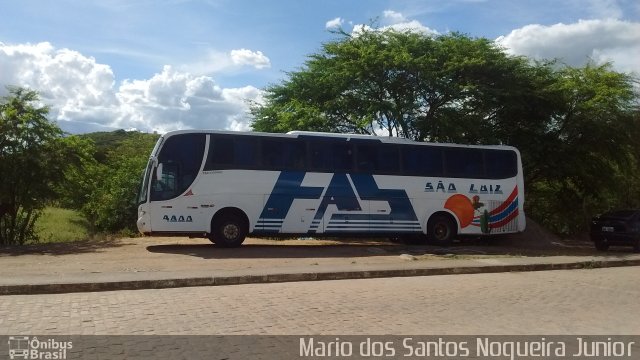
383, 10, 406, 24
326, 17, 344, 29
229, 49, 271, 70
352, 10, 438, 36
0, 41, 119, 131
0, 42, 263, 133
496, 19, 640, 75
386, 20, 438, 35
172, 48, 272, 76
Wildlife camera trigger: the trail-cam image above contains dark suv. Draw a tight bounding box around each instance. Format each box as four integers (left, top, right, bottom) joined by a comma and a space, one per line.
590, 209, 640, 252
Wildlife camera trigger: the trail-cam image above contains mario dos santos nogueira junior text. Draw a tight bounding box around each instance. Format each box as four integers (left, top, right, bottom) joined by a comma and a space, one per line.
299, 337, 636, 359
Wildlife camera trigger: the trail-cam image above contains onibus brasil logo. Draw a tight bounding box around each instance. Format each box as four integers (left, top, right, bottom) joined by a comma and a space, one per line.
8, 336, 72, 360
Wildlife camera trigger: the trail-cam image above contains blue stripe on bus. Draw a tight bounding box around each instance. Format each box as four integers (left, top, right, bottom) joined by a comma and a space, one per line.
258, 171, 421, 233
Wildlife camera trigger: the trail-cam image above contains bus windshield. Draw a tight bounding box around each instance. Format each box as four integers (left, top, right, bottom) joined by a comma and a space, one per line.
150, 133, 206, 201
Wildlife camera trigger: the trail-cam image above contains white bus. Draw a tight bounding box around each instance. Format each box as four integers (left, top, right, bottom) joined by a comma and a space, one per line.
136, 130, 525, 247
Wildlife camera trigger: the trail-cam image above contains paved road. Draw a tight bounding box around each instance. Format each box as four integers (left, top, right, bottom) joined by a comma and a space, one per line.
1, 267, 638, 335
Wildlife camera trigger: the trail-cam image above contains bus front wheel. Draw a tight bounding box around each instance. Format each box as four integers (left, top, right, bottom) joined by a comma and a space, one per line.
427, 214, 457, 246
209, 212, 248, 248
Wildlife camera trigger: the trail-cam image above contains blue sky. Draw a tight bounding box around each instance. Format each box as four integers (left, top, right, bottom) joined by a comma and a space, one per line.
1, 0, 639, 133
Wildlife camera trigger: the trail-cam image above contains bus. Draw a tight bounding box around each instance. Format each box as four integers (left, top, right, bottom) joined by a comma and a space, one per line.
136, 130, 525, 247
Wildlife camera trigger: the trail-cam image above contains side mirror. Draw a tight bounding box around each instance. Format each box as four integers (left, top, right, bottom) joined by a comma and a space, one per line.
156, 163, 163, 180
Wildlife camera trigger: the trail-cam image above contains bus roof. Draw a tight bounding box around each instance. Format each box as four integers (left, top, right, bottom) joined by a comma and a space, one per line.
158, 129, 518, 151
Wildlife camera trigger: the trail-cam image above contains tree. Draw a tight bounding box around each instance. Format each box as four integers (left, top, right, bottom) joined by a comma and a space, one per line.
252, 30, 541, 143
0, 86, 91, 244
82, 132, 158, 233
524, 63, 639, 234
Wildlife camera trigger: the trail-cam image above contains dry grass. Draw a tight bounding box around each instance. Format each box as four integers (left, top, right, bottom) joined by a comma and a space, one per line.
34, 207, 92, 244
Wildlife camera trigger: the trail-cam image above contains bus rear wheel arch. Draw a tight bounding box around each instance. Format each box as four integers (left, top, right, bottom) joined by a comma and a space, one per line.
208, 208, 249, 248
427, 212, 458, 246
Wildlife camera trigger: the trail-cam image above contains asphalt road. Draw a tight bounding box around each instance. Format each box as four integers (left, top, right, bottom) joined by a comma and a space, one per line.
1, 267, 638, 335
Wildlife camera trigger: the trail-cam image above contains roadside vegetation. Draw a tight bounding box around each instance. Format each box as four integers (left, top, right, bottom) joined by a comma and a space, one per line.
34, 207, 91, 244
1, 27, 639, 245
0, 88, 158, 245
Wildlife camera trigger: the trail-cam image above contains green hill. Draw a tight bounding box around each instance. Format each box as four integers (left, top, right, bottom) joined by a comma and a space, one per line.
79, 129, 160, 163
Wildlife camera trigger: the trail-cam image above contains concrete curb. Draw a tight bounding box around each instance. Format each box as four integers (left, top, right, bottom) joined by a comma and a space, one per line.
2, 257, 640, 296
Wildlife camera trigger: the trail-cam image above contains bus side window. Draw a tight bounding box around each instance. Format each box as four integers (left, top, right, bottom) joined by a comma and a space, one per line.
262, 139, 285, 169
285, 140, 306, 169
485, 149, 517, 179
234, 137, 258, 168
205, 136, 234, 170
310, 141, 332, 171
357, 144, 376, 172
333, 142, 353, 172
444, 148, 483, 178
377, 145, 399, 174
402, 146, 443, 177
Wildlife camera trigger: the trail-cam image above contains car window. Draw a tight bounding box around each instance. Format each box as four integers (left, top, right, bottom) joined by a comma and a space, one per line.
602, 210, 637, 219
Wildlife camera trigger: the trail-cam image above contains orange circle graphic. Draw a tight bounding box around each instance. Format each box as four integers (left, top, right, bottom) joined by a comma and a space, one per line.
444, 194, 474, 228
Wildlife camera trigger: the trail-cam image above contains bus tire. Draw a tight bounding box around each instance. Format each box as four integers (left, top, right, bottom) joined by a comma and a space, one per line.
209, 211, 248, 248
427, 214, 457, 246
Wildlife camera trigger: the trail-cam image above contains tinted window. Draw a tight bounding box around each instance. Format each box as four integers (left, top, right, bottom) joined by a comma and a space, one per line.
357, 144, 399, 174
485, 149, 518, 179
377, 145, 399, 173
333, 142, 353, 171
444, 147, 484, 178
308, 140, 349, 171
262, 139, 285, 169
152, 133, 206, 200
402, 145, 443, 177
603, 210, 638, 219
356, 144, 376, 172
204, 135, 234, 170
233, 137, 259, 168
284, 140, 306, 169
259, 137, 307, 170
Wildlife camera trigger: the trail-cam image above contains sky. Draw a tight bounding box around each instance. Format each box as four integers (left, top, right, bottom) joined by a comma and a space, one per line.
1, 0, 639, 134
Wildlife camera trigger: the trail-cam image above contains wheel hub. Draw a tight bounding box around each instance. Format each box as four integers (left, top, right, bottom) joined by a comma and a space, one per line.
223, 224, 239, 239
434, 223, 449, 240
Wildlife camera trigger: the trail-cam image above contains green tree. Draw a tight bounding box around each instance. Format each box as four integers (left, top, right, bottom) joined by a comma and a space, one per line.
252, 30, 542, 143
54, 135, 100, 210
0, 86, 90, 244
525, 63, 639, 234
82, 132, 158, 232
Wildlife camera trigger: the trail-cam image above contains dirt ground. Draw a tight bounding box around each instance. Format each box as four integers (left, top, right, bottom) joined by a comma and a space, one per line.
8, 215, 640, 292
0, 217, 598, 258
0, 216, 622, 283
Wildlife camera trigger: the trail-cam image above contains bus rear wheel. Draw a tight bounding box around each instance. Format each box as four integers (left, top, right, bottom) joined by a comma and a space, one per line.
427, 214, 457, 246
209, 213, 247, 248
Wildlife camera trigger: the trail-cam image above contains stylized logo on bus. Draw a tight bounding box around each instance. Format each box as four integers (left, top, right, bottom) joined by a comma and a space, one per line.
257, 171, 420, 233
444, 187, 519, 233
425, 181, 504, 195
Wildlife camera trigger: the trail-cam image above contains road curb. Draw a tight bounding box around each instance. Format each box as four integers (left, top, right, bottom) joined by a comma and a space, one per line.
2, 258, 639, 295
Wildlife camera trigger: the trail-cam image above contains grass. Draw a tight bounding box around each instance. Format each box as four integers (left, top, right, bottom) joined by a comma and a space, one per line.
34, 207, 92, 244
